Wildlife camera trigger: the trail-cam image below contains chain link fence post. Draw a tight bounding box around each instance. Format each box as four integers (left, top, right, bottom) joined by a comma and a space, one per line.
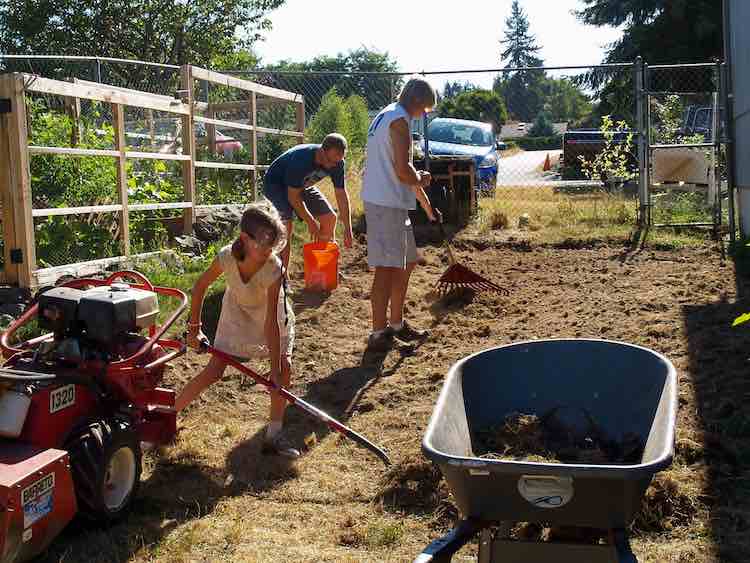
634, 56, 648, 227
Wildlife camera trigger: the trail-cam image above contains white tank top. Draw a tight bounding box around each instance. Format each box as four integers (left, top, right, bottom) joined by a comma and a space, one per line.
362, 102, 416, 210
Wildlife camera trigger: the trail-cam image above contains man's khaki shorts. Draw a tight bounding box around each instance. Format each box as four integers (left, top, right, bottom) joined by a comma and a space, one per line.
364, 201, 417, 269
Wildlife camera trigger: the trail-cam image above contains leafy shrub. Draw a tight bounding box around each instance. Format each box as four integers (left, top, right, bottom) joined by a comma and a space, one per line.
578, 115, 635, 182
438, 89, 508, 133
306, 88, 351, 146
529, 111, 554, 137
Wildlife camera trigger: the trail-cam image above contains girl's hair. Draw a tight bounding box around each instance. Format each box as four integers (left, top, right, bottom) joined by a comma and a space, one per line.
231, 202, 287, 260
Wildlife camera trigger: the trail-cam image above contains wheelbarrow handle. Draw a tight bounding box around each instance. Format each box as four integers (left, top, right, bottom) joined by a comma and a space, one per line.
199, 339, 391, 467
413, 518, 483, 563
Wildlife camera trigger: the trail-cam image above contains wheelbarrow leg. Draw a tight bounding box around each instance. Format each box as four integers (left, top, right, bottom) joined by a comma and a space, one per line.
613, 529, 638, 563
413, 518, 483, 563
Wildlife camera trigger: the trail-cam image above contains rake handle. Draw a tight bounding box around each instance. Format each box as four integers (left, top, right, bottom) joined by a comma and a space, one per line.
437, 219, 457, 266
202, 342, 391, 467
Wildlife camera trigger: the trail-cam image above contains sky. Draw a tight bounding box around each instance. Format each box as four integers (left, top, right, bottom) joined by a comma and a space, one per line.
255, 0, 624, 89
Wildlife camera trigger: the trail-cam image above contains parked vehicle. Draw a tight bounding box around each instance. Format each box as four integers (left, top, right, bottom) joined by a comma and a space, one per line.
562, 129, 638, 181
194, 122, 243, 158
421, 118, 501, 195
679, 104, 725, 141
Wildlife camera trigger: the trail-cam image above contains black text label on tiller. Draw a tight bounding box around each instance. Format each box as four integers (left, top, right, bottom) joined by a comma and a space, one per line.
22, 473, 55, 506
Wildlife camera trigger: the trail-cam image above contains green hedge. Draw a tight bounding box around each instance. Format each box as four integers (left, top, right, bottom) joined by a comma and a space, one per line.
515, 135, 562, 151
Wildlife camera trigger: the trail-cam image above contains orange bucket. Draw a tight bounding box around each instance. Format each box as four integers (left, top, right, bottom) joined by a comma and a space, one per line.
303, 242, 339, 291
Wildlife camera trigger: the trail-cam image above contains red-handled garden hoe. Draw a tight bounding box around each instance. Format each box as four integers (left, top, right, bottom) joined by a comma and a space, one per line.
199, 339, 392, 467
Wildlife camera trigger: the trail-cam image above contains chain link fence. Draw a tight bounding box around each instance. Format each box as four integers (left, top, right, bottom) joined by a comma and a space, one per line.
230, 64, 641, 233
0, 55, 734, 273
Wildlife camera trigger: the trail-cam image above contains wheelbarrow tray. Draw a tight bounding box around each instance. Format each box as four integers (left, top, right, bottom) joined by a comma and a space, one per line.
422, 339, 677, 529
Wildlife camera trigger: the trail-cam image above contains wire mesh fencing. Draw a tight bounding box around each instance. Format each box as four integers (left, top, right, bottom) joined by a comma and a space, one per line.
644, 63, 729, 230
0, 55, 735, 278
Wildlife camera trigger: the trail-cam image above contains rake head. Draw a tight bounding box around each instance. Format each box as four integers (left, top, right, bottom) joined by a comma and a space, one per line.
436, 263, 509, 295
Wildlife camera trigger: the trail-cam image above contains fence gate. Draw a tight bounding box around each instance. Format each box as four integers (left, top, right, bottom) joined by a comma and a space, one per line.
641, 61, 734, 236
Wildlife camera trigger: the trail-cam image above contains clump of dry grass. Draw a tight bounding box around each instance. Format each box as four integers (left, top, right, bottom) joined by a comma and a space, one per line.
632, 469, 702, 534
376, 457, 457, 526
489, 210, 510, 230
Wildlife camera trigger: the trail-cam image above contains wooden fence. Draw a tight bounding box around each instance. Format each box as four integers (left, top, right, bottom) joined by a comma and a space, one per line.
0, 65, 304, 287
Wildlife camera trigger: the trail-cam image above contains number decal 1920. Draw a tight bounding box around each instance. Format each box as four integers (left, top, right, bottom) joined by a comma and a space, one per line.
49, 384, 75, 414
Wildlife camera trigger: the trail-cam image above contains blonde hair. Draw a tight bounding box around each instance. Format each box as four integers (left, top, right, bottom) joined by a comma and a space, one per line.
231, 202, 287, 260
398, 76, 437, 110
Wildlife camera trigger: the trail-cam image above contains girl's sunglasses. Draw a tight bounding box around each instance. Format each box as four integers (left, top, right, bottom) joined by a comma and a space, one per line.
248, 230, 276, 250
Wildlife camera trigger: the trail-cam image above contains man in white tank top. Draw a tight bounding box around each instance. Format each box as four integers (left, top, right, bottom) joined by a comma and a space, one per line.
362, 76, 440, 352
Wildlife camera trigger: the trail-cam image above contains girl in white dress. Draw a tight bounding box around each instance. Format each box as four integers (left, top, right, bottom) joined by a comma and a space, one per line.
178, 203, 299, 458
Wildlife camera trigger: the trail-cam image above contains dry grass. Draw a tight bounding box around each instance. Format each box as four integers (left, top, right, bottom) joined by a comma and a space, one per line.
477, 185, 637, 237
40, 167, 744, 562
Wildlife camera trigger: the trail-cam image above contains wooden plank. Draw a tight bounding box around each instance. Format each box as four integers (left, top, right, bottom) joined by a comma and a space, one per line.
32, 204, 123, 217
130, 202, 192, 212
2, 75, 37, 287
256, 126, 304, 138
190, 66, 302, 103
21, 74, 190, 115
125, 151, 191, 161
74, 78, 177, 103
180, 65, 196, 233
31, 202, 191, 216
28, 146, 190, 161
194, 115, 255, 132
195, 161, 257, 171
112, 103, 130, 256
0, 76, 19, 284
249, 92, 258, 199
29, 145, 120, 158
196, 203, 250, 211
34, 250, 166, 287
211, 99, 288, 113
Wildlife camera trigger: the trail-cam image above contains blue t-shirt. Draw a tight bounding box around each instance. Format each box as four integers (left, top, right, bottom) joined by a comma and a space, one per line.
264, 144, 345, 194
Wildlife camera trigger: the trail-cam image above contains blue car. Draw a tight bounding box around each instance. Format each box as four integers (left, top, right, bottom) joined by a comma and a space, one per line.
422, 117, 500, 195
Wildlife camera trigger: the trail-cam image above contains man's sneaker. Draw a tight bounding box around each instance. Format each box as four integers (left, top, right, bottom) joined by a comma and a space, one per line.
392, 320, 429, 342
366, 327, 394, 353
262, 432, 301, 459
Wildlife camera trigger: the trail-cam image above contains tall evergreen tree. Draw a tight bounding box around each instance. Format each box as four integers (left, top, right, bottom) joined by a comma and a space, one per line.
500, 0, 543, 69
497, 0, 546, 122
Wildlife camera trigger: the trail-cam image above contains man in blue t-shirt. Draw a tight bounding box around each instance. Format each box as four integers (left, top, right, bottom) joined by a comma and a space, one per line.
263, 133, 353, 269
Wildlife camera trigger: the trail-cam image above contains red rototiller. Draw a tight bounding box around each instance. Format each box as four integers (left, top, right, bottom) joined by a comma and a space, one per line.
0, 270, 388, 563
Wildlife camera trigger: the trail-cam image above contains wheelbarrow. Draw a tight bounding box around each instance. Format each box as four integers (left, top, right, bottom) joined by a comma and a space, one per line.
415, 339, 678, 563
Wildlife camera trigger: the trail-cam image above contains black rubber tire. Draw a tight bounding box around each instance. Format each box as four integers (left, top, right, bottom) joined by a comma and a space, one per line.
66, 416, 142, 521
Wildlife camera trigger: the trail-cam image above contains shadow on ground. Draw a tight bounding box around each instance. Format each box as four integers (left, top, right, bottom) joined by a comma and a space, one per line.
681, 241, 750, 561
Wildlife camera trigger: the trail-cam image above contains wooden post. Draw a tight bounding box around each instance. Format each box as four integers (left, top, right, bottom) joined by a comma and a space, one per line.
63, 96, 81, 146
206, 106, 216, 156
249, 92, 258, 200
295, 100, 305, 145
146, 108, 155, 147
180, 65, 196, 234
469, 161, 476, 215
112, 103, 130, 256
0, 74, 37, 287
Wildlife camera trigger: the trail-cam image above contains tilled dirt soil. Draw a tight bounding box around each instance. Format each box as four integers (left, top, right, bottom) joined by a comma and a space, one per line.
43, 237, 750, 562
